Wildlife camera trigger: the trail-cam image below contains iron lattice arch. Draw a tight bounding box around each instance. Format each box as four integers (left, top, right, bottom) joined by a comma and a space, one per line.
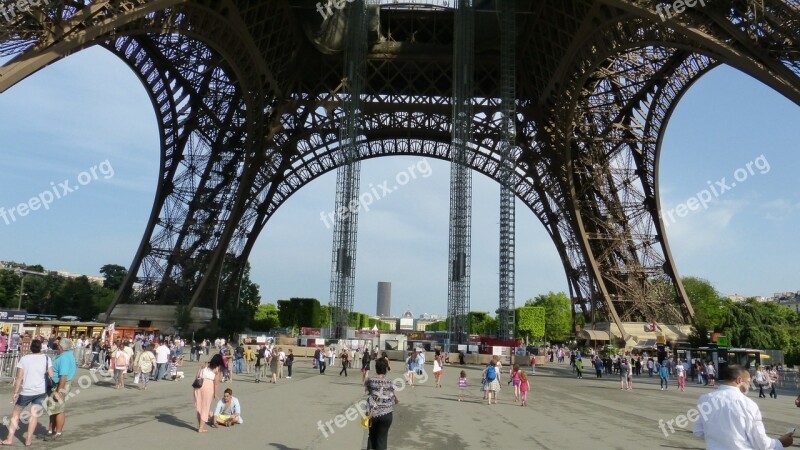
2, 0, 800, 337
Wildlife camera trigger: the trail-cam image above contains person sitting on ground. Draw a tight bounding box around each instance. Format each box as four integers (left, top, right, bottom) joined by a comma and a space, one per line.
213, 388, 243, 427
168, 357, 182, 380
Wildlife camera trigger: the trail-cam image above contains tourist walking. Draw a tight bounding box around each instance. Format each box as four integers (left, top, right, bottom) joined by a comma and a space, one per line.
113, 342, 131, 389
755, 366, 767, 397
339, 349, 349, 376
620, 358, 632, 390
270, 348, 280, 383
154, 341, 170, 381
575, 358, 584, 379
433, 354, 443, 388
286, 349, 294, 379
277, 347, 286, 378
136, 343, 156, 390
405, 352, 416, 387
194, 354, 223, 433
361, 349, 371, 383
484, 360, 500, 405
675, 359, 686, 392
594, 357, 604, 378
365, 358, 398, 450
458, 370, 468, 401
1, 339, 51, 447
44, 338, 77, 442
530, 355, 536, 374
519, 371, 530, 406
706, 362, 717, 387
511, 363, 521, 401
768, 366, 779, 399
658, 360, 669, 390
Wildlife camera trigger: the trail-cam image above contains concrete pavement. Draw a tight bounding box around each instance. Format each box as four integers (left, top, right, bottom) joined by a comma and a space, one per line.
0, 358, 795, 449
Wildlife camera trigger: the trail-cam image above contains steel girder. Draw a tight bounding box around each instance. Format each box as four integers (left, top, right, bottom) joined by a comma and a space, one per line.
3, 1, 800, 328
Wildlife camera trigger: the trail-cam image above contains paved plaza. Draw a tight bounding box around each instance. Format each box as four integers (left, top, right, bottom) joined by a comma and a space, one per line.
0, 358, 796, 449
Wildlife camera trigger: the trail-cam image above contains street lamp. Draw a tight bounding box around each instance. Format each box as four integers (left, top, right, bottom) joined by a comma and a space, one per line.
14, 268, 48, 310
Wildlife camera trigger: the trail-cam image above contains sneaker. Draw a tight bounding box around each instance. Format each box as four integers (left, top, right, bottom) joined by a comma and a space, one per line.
43, 433, 62, 441
287, 377, 291, 379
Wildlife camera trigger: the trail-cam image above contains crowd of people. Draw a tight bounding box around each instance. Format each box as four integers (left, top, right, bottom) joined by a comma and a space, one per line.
2, 333, 796, 449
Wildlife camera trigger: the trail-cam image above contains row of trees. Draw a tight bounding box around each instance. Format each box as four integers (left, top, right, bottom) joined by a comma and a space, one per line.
685, 277, 800, 365
425, 291, 573, 344
0, 263, 127, 320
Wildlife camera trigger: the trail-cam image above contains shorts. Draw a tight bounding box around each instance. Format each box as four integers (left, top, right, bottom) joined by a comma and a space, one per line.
217, 414, 243, 424
512, 380, 520, 387
16, 393, 47, 408
47, 382, 72, 415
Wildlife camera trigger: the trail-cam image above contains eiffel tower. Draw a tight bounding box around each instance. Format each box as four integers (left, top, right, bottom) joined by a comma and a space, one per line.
2, 0, 799, 340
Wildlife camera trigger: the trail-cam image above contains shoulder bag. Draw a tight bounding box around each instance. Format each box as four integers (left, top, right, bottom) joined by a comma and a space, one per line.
361, 385, 384, 428
44, 356, 53, 392
192, 367, 205, 389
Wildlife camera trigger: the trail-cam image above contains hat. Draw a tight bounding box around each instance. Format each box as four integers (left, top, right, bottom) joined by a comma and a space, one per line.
60, 338, 74, 351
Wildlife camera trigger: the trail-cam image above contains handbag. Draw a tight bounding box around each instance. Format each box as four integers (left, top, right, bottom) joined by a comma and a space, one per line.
192, 368, 204, 389
361, 386, 384, 428
44, 357, 52, 392
361, 401, 377, 428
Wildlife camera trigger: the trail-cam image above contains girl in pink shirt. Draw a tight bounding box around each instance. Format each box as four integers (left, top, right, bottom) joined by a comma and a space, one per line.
519, 371, 530, 406
511, 363, 522, 403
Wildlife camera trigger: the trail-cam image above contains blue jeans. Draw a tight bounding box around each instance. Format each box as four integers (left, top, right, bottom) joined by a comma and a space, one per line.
235, 358, 243, 374
155, 363, 168, 381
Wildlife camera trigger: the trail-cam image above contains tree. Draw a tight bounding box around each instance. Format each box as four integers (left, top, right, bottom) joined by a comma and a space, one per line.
426, 320, 447, 331
527, 292, 572, 342
252, 303, 280, 331
469, 311, 498, 337
277, 298, 324, 328
53, 276, 94, 320
516, 306, 545, 344
99, 264, 128, 291
218, 262, 261, 334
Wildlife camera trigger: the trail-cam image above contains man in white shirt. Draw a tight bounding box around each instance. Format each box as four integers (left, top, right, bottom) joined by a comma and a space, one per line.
693, 364, 793, 449
154, 342, 171, 381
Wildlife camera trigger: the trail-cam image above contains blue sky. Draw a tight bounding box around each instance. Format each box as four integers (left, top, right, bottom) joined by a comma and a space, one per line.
1, 47, 798, 317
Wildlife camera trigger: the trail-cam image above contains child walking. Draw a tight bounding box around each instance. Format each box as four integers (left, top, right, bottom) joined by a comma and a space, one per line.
519, 371, 530, 406
511, 363, 522, 403
458, 370, 468, 401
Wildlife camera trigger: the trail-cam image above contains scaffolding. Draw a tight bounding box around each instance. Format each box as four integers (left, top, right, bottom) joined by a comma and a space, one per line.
329, 0, 368, 339
497, 0, 517, 341
447, 0, 474, 349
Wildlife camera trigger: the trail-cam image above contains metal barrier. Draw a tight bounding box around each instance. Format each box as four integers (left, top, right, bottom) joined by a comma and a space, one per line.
0, 352, 20, 382
0, 349, 59, 384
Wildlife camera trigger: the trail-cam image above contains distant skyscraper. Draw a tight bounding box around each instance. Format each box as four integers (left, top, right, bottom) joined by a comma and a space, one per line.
377, 282, 391, 317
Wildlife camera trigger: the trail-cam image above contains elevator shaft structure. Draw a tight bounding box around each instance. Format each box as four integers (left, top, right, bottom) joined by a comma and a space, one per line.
447, 0, 475, 349
497, 0, 517, 341
329, 0, 368, 339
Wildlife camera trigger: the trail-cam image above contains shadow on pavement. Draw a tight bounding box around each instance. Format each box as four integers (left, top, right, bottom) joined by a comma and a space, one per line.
155, 414, 196, 431
267, 443, 301, 450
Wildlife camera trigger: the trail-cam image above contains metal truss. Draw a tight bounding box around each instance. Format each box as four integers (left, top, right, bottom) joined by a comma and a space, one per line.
328, 0, 368, 339
3, 1, 800, 334
497, 0, 517, 341
447, 0, 475, 348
